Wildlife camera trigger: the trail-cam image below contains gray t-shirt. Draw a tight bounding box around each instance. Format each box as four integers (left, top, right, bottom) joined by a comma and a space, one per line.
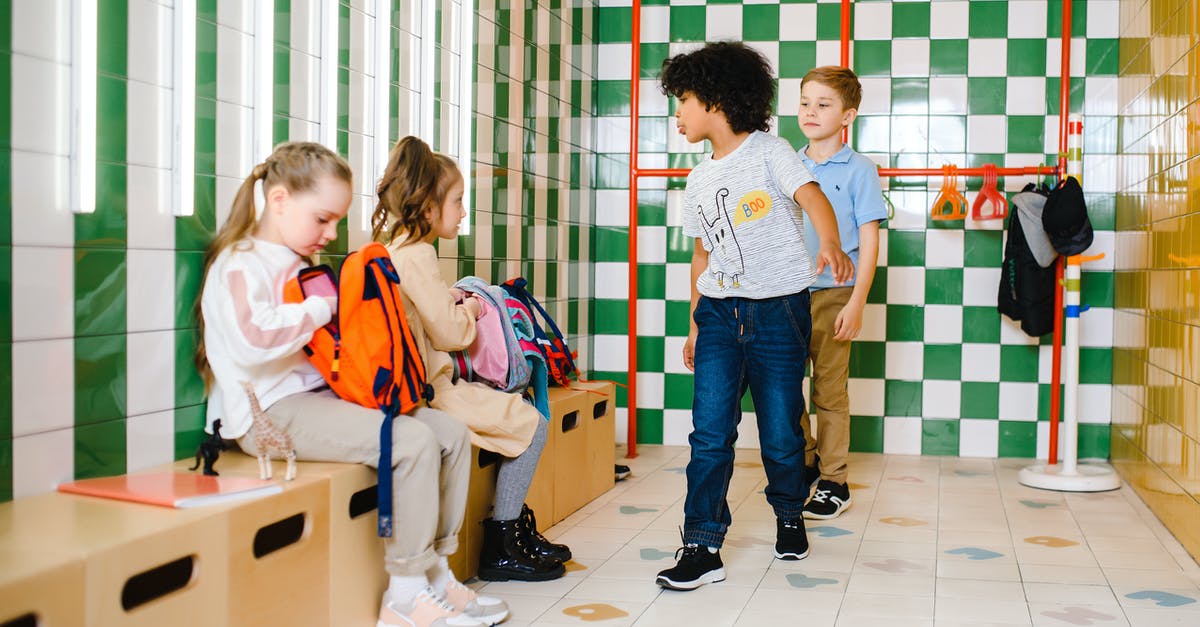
682, 131, 818, 299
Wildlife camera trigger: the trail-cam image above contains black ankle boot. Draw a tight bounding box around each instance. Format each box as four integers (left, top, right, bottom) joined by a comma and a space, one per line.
478, 517, 565, 582
519, 504, 572, 562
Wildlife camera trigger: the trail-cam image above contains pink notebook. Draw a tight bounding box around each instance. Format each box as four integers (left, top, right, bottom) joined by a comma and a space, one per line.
58, 471, 281, 508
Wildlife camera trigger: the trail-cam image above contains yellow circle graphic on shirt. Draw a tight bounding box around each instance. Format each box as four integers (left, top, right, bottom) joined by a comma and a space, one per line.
732, 190, 772, 225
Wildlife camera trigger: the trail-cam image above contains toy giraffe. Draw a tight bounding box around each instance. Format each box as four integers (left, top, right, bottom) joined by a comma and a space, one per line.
240, 381, 297, 481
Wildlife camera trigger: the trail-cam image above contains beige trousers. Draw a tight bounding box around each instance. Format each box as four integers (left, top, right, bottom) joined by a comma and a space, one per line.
238, 388, 470, 576
800, 287, 854, 485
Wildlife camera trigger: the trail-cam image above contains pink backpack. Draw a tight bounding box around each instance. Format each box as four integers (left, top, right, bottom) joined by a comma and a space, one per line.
460, 295, 509, 388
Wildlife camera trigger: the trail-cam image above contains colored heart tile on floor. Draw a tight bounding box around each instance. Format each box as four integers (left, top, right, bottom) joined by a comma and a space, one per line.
888, 475, 925, 483
563, 603, 629, 622
1020, 500, 1060, 509
662, 467, 686, 474
1124, 590, 1197, 607
565, 561, 588, 572
619, 505, 657, 514
954, 470, 989, 477
863, 559, 925, 573
879, 516, 928, 527
1024, 535, 1079, 547
809, 526, 853, 538
847, 482, 871, 490
733, 461, 762, 468
785, 573, 839, 589
944, 547, 1004, 560
640, 548, 675, 560
1038, 606, 1118, 625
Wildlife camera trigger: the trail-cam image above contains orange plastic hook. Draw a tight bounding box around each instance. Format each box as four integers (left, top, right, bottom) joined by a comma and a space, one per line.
971, 164, 1008, 220
931, 165, 967, 221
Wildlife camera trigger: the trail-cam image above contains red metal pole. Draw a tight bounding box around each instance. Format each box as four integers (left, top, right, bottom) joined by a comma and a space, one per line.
1045, 0, 1073, 466
626, 0, 642, 458
840, 0, 851, 143
877, 166, 1059, 178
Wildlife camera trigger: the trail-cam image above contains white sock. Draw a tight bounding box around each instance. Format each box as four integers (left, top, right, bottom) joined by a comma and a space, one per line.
386, 575, 430, 607
427, 556, 457, 593
707, 546, 718, 554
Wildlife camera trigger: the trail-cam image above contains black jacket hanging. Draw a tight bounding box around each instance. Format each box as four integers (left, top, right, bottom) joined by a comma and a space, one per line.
998, 185, 1056, 337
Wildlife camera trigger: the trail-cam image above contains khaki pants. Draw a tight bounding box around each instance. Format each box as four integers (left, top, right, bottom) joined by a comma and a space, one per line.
238, 388, 471, 576
800, 287, 853, 485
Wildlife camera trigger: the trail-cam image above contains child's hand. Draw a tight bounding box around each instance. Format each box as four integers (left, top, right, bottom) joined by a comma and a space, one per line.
462, 295, 482, 319
833, 301, 864, 342
682, 332, 697, 372
448, 287, 466, 303
815, 246, 855, 285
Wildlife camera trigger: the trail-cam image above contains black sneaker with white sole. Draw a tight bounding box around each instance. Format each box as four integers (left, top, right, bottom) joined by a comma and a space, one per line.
802, 479, 852, 520
615, 464, 631, 481
655, 544, 725, 590
775, 517, 810, 560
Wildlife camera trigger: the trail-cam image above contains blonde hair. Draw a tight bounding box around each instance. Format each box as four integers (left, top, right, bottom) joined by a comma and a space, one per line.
371, 136, 462, 244
194, 141, 353, 388
801, 66, 863, 110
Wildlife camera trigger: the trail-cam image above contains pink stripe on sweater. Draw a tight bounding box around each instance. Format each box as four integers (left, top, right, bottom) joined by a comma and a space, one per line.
228, 269, 317, 349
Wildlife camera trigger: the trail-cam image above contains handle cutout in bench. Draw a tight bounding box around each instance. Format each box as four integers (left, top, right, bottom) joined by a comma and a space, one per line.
593, 400, 607, 420
121, 555, 196, 611
348, 485, 378, 520
1, 613, 36, 627
253, 513, 307, 558
478, 449, 500, 468
561, 410, 580, 434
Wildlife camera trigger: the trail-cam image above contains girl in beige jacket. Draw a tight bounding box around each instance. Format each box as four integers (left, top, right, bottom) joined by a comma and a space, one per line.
374, 136, 570, 583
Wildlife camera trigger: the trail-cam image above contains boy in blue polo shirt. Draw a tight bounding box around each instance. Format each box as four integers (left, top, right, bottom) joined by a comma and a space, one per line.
796, 66, 888, 519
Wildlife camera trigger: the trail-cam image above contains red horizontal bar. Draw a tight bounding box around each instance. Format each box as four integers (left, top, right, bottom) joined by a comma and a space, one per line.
634, 168, 692, 178
878, 166, 1059, 177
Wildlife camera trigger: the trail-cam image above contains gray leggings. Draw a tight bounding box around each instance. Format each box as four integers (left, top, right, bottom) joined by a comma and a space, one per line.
492, 418, 549, 521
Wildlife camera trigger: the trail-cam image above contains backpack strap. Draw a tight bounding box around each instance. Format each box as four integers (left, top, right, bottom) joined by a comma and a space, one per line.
377, 403, 397, 537
503, 278, 578, 378
528, 357, 551, 420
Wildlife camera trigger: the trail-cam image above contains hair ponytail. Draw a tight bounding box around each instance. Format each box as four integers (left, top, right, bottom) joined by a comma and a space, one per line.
194, 142, 353, 389
371, 136, 461, 244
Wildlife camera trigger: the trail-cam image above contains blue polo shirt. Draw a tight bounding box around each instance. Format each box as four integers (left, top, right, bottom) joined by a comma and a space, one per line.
799, 143, 889, 289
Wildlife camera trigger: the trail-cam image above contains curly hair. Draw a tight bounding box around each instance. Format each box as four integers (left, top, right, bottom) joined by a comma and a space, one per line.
659, 42, 775, 134
371, 136, 462, 245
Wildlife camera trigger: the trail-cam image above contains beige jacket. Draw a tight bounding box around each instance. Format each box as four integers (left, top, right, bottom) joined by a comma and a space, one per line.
389, 237, 538, 457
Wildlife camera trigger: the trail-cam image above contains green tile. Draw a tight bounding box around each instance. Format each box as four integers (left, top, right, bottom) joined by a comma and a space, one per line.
743, 4, 779, 41
921, 419, 959, 456
815, 3, 842, 40
175, 328, 206, 407
924, 344, 962, 380
886, 305, 924, 342
961, 382, 1000, 419
593, 227, 628, 262
175, 250, 205, 328
173, 403, 208, 461
1086, 38, 1118, 75
0, 246, 9, 343
274, 0, 291, 45
969, 1, 1007, 38
1044, 77, 1086, 115
74, 418, 127, 480
77, 161, 127, 247
849, 415, 884, 453
1079, 348, 1113, 384
273, 45, 290, 117
637, 263, 665, 300
1047, 0, 1088, 38
930, 40, 968, 75
591, 299, 627, 334
98, 0, 127, 78
96, 74, 127, 164
968, 77, 1007, 115
884, 380, 922, 416
640, 43, 669, 80
636, 408, 663, 445
639, 116, 668, 152
887, 231, 925, 266
666, 300, 692, 336
779, 41, 817, 80
638, 190, 667, 226
1000, 345, 1040, 383
852, 41, 890, 77
664, 372, 694, 410
667, 227, 693, 263
637, 335, 664, 372
196, 19, 217, 101
74, 249, 126, 337
1081, 270, 1113, 308
1007, 116, 1045, 154
998, 421, 1037, 457
75, 334, 126, 425
891, 78, 929, 115
925, 268, 963, 305
1077, 423, 1110, 459
848, 341, 886, 379
866, 267, 887, 304
777, 116, 804, 148
597, 6, 631, 43
1007, 39, 1047, 76
962, 306, 1001, 343
964, 230, 1003, 267
669, 6, 705, 42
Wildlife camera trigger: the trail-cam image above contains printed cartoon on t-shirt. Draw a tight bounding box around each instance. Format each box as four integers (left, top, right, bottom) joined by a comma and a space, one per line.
696, 187, 773, 288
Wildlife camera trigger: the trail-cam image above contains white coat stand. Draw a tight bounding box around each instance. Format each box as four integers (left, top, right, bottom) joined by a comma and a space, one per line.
1018, 252, 1121, 492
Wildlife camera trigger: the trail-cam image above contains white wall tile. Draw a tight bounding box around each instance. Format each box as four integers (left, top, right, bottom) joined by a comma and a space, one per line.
929, 78, 968, 115
10, 54, 69, 154
883, 416, 922, 455
1078, 384, 1113, 424
967, 115, 1008, 154
126, 410, 177, 473
1080, 307, 1114, 348
885, 341, 924, 380
779, 4, 817, 41
664, 336, 689, 375
216, 24, 253, 106
1007, 1, 1048, 38
11, 0, 69, 62
859, 303, 886, 342
930, 1, 968, 39
12, 247, 74, 341
662, 409, 693, 447
126, 250, 176, 333
925, 305, 963, 345
214, 101, 253, 178
999, 315, 1042, 345
593, 334, 628, 372
289, 51, 321, 122
10, 151, 73, 247
126, 81, 172, 168
736, 410, 760, 449
705, 5, 742, 42
214, 175, 243, 232
892, 40, 930, 78
127, 0, 173, 87
594, 263, 629, 299
962, 268, 1000, 307
998, 382, 1039, 421
848, 378, 885, 416
290, 0, 321, 55
968, 39, 1008, 77
637, 372, 664, 410
11, 339, 75, 437
637, 299, 665, 336
959, 419, 1000, 458
1086, 0, 1121, 38
854, 1, 892, 40
886, 267, 925, 306
961, 344, 1001, 382
637, 226, 666, 264
13, 428, 75, 499
925, 230, 964, 268
858, 77, 892, 115
217, 0, 253, 31
923, 380, 961, 419
815, 41, 841, 67
639, 6, 669, 43
596, 44, 631, 80
126, 331, 176, 417
348, 70, 371, 135
1005, 77, 1047, 116
349, 5, 374, 74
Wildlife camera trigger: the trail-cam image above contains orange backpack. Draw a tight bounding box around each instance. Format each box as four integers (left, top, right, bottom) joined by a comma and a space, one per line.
283, 242, 432, 537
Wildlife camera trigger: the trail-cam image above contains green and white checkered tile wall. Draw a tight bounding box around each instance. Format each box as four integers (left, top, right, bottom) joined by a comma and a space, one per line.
590, 0, 1120, 458
0, 0, 597, 500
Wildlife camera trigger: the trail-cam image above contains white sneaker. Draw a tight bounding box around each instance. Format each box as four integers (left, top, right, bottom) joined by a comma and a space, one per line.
444, 580, 509, 625
378, 586, 485, 627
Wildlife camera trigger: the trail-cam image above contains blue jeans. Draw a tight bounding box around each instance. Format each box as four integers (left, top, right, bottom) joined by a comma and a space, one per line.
683, 291, 812, 548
